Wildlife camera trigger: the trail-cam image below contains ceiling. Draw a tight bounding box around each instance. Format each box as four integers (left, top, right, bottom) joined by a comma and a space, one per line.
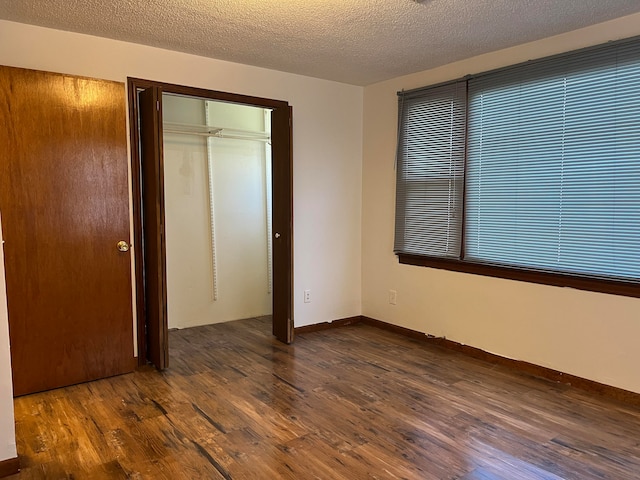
1, 0, 640, 86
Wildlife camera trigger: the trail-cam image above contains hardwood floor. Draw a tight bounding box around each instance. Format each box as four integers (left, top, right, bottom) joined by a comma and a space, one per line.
8, 316, 640, 479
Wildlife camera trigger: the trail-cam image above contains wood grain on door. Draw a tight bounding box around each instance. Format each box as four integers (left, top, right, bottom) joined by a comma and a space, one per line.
0, 66, 134, 396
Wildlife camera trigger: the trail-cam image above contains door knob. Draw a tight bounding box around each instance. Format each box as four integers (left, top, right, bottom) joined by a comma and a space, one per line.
274, 233, 281, 239
117, 241, 130, 252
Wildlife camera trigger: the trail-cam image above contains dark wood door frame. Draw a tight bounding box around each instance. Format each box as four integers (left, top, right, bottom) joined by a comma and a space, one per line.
127, 78, 294, 366
138, 86, 169, 369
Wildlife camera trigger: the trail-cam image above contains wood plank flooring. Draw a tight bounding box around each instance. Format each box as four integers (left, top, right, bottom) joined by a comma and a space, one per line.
8, 316, 640, 479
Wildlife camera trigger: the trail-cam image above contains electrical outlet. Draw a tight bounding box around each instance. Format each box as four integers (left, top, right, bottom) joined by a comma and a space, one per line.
304, 289, 311, 303
389, 290, 397, 305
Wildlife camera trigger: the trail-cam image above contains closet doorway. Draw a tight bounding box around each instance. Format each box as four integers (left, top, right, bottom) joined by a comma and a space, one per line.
128, 79, 293, 369
163, 95, 274, 331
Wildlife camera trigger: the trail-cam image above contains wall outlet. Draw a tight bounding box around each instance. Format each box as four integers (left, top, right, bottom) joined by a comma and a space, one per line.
389, 289, 397, 305
304, 289, 311, 303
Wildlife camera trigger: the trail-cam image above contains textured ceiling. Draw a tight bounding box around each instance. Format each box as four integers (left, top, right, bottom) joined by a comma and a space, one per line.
1, 1, 640, 85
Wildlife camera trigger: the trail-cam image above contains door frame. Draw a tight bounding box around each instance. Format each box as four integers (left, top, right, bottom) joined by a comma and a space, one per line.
127, 78, 294, 366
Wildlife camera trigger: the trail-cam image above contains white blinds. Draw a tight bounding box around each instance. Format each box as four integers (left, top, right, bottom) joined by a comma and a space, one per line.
394, 81, 467, 258
465, 41, 640, 280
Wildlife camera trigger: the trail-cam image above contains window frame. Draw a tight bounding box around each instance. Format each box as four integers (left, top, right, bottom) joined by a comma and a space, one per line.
396, 38, 640, 299
398, 253, 640, 298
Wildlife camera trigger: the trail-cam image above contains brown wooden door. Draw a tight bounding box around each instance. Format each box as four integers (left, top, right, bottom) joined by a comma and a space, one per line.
271, 105, 293, 344
138, 87, 169, 369
0, 66, 134, 396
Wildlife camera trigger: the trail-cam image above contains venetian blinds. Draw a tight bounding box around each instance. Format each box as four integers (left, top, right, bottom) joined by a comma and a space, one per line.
394, 81, 467, 258
465, 40, 640, 280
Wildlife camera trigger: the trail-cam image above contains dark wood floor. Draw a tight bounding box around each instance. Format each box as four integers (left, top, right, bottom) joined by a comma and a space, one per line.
7, 316, 640, 479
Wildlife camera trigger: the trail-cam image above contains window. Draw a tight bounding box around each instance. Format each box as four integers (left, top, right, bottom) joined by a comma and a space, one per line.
394, 81, 466, 258
395, 37, 640, 297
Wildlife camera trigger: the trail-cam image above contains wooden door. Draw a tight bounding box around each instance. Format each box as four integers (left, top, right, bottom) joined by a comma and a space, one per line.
271, 105, 293, 343
0, 66, 134, 396
138, 87, 169, 369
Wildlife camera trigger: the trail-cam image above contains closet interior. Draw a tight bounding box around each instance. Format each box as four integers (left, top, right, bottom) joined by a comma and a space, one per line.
162, 94, 273, 330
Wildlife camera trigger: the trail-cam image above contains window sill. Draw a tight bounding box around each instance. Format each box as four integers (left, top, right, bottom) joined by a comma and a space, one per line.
397, 254, 640, 298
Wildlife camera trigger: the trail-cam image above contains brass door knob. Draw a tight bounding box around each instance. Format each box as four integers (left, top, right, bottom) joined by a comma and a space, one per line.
117, 241, 130, 252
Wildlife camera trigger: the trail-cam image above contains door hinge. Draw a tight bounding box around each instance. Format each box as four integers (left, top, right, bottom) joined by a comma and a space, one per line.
157, 100, 160, 111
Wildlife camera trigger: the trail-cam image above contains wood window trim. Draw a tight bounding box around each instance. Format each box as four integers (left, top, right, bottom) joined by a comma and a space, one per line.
398, 254, 640, 298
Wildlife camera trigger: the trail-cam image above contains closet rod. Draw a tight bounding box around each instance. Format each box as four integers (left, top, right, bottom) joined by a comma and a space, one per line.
163, 121, 271, 142
164, 129, 271, 142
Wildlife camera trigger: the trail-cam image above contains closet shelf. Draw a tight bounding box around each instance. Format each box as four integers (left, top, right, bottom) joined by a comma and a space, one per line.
163, 121, 271, 142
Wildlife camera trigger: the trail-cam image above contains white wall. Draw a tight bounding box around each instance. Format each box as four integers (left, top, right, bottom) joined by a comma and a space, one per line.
0, 19, 363, 460
362, 12, 640, 394
163, 96, 272, 328
0, 215, 17, 462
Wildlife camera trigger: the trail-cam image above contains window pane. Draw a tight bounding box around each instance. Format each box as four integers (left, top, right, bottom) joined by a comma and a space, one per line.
395, 81, 466, 258
465, 41, 640, 280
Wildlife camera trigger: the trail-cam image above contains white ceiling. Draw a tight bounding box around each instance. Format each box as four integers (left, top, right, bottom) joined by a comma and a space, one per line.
1, 0, 640, 86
